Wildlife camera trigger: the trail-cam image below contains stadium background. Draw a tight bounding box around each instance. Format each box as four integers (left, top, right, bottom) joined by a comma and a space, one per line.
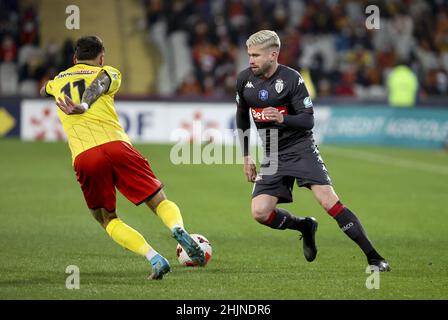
0, 0, 447, 300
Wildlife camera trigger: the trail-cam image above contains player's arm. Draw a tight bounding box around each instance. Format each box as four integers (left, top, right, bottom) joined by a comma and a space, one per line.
264, 73, 314, 130
39, 81, 49, 97
81, 71, 111, 107
236, 105, 250, 156
39, 81, 53, 97
264, 107, 314, 129
235, 76, 257, 182
236, 106, 257, 182
56, 72, 111, 115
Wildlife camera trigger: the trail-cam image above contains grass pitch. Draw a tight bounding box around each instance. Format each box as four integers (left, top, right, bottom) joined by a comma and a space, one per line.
0, 139, 447, 299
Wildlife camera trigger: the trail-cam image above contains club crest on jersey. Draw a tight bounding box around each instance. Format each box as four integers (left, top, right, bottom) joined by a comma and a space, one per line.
258, 89, 269, 101
275, 79, 284, 93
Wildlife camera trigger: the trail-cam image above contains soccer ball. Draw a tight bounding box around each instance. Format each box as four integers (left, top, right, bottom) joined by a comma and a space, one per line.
176, 234, 212, 267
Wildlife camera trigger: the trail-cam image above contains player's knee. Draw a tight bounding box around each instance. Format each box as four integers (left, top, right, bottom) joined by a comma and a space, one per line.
145, 189, 166, 213
90, 208, 117, 228
251, 203, 273, 223
312, 185, 339, 211
317, 196, 337, 211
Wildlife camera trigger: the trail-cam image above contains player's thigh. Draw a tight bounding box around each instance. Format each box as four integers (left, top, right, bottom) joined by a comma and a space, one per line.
251, 174, 294, 220
105, 141, 163, 206
252, 175, 295, 204
295, 146, 332, 188
74, 146, 117, 212
311, 184, 339, 211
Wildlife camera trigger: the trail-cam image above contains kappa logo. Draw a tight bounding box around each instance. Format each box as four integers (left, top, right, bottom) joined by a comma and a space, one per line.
298, 76, 304, 86
245, 81, 254, 88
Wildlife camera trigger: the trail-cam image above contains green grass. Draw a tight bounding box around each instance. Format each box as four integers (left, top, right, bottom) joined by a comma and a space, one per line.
0, 139, 447, 299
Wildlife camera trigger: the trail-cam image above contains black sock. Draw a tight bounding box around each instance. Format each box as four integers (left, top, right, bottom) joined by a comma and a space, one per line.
332, 205, 383, 260
262, 208, 304, 231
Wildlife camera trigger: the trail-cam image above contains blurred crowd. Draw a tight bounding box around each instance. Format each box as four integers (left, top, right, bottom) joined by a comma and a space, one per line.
144, 0, 448, 100
0, 0, 75, 96
1, 0, 447, 100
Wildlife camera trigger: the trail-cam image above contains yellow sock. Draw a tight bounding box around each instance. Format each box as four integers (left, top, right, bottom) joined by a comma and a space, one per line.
156, 200, 184, 230
106, 218, 151, 256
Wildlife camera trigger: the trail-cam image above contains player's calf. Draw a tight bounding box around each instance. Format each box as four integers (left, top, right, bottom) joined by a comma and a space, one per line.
326, 200, 390, 271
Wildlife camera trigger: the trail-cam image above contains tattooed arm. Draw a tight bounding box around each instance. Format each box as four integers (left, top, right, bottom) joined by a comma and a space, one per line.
81, 72, 111, 107
56, 72, 111, 115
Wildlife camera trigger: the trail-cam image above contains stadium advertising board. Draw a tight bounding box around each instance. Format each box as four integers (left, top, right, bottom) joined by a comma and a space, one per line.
320, 107, 448, 149
19, 100, 448, 149
0, 98, 21, 138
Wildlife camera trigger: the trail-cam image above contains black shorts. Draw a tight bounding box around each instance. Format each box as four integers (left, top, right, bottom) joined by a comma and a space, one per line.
252, 143, 332, 203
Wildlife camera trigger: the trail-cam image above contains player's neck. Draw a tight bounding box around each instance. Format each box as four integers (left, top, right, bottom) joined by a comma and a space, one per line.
261, 62, 279, 80
75, 60, 101, 67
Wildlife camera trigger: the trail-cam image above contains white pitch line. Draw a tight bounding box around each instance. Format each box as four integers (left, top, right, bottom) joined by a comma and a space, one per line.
322, 146, 448, 175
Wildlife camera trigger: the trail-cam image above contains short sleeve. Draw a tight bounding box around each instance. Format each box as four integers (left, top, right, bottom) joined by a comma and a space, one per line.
45, 80, 54, 96
101, 66, 122, 95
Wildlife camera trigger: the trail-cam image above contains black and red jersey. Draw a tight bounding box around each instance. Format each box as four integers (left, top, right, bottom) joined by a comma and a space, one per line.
236, 64, 315, 154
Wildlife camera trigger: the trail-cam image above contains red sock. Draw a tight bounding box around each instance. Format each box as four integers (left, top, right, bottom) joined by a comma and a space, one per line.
327, 201, 345, 217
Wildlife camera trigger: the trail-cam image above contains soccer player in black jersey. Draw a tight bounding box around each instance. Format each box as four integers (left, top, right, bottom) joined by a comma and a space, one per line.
236, 30, 390, 271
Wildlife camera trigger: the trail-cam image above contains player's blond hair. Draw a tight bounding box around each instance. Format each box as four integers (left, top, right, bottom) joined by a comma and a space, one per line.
246, 30, 281, 51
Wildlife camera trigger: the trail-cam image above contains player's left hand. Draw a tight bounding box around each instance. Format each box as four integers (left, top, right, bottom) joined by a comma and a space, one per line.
56, 95, 87, 115
263, 107, 284, 123
39, 81, 49, 97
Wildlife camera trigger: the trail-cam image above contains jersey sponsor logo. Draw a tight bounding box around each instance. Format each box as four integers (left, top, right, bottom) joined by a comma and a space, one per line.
258, 89, 269, 101
303, 96, 313, 108
250, 106, 288, 122
56, 70, 96, 79
275, 79, 284, 93
245, 81, 254, 88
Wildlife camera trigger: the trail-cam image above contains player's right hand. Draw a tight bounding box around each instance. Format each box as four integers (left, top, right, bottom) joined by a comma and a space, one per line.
56, 95, 87, 115
243, 155, 257, 183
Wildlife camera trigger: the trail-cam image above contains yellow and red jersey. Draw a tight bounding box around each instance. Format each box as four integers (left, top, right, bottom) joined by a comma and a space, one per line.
45, 63, 131, 162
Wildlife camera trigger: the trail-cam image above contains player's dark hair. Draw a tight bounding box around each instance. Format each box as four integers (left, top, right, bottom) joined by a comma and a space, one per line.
74, 36, 105, 60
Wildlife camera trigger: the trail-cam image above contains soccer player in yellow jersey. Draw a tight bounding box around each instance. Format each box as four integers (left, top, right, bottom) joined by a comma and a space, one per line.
40, 36, 205, 280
